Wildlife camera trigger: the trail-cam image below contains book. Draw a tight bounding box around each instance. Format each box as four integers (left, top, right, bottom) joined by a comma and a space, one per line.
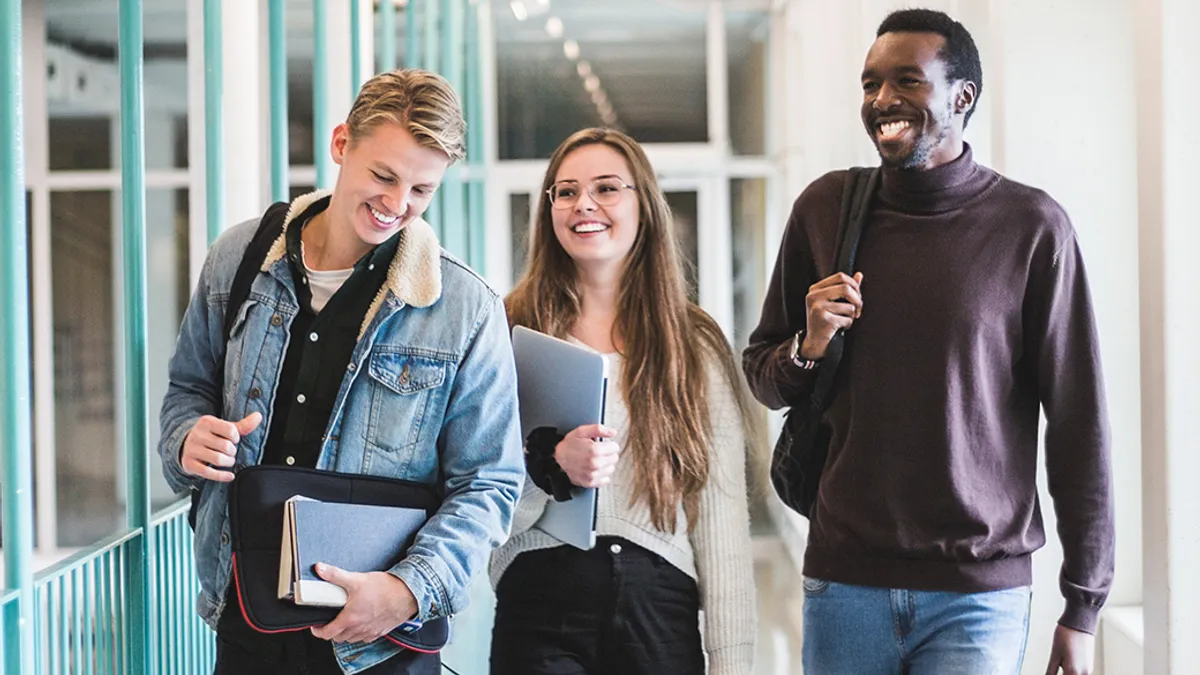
278, 495, 427, 607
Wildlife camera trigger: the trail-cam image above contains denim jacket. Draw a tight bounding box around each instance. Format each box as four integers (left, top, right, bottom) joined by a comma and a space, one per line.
158, 191, 524, 673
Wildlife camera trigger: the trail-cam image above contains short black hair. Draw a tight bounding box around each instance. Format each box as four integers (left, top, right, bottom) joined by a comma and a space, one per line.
877, 9, 982, 126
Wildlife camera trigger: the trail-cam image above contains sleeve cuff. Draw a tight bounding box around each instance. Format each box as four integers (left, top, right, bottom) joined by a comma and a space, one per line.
706, 643, 755, 675
524, 427, 573, 502
388, 556, 451, 622
1059, 599, 1101, 635
771, 341, 821, 406
162, 419, 201, 493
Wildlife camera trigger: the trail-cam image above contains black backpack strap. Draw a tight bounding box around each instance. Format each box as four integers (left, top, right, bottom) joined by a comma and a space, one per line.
187, 200, 290, 530
222, 201, 291, 344
809, 167, 879, 412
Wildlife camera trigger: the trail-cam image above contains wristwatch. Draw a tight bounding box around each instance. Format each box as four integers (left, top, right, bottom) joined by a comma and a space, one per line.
789, 330, 820, 370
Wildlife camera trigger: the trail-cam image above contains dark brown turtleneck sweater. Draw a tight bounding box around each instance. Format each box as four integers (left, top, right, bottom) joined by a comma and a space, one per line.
743, 146, 1114, 634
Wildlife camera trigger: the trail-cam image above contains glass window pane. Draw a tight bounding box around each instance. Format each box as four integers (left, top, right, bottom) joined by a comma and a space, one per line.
50, 190, 122, 546
496, 0, 709, 159
728, 11, 769, 156
145, 0, 190, 171
48, 117, 113, 171
146, 188, 192, 511
45, 0, 189, 171
510, 193, 533, 286
289, 74, 316, 167
731, 178, 769, 350
290, 184, 316, 201
664, 191, 699, 304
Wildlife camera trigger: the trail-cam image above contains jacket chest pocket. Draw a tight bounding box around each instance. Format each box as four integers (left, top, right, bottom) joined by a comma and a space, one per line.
364, 349, 449, 473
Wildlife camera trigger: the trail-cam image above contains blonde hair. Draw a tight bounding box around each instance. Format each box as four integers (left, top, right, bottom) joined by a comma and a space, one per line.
506, 128, 760, 533
346, 69, 467, 162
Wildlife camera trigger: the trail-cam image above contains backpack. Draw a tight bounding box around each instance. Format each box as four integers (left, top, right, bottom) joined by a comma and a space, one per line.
186, 201, 290, 529
769, 167, 878, 518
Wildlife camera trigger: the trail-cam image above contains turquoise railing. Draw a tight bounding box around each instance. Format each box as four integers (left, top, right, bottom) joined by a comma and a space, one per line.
24, 500, 210, 675
33, 529, 136, 675
150, 502, 214, 675
203, 0, 225, 242
1, 2, 491, 672
1, 0, 37, 671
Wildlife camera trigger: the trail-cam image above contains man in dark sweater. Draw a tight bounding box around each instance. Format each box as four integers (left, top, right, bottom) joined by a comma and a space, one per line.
743, 9, 1113, 675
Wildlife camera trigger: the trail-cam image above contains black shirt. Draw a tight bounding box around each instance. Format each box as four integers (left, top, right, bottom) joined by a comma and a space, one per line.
261, 197, 400, 468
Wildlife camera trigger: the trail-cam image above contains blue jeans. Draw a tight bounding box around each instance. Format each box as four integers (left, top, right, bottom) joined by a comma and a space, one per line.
802, 578, 1032, 675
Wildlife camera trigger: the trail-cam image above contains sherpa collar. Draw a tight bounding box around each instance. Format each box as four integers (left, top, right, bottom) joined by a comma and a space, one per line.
262, 189, 443, 336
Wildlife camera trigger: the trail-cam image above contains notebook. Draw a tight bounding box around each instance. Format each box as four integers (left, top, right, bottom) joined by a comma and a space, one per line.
278, 496, 428, 607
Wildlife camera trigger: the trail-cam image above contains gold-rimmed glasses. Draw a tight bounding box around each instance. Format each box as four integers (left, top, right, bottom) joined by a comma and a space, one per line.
546, 177, 636, 210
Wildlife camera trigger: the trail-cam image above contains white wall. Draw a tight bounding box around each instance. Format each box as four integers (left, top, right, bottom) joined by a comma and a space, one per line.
773, 1, 1145, 672
1135, 0, 1200, 671
993, 2, 1141, 672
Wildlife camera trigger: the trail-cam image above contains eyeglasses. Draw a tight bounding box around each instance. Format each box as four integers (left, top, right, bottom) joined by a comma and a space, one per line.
546, 177, 636, 210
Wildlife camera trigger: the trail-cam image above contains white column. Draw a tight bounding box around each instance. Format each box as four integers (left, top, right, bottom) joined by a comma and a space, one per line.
143, 109, 179, 506
698, 177, 734, 338
220, 0, 266, 224
23, 0, 57, 554
479, 0, 513, 291
317, 0, 356, 189
705, 1, 729, 153
354, 0, 376, 87
1136, 0, 1200, 672
186, 0, 209, 282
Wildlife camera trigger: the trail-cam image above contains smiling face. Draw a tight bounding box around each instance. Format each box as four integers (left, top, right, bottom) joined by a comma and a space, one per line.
328, 120, 451, 252
549, 143, 640, 275
860, 31, 975, 170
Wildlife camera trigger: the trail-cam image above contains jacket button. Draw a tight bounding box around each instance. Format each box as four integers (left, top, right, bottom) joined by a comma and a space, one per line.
270, 314, 283, 326
220, 532, 229, 545
248, 387, 261, 399
609, 543, 622, 555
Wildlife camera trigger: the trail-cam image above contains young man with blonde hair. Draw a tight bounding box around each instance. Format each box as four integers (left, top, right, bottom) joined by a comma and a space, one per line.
159, 69, 524, 674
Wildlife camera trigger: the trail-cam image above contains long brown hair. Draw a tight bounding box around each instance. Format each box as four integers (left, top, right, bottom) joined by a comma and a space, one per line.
506, 128, 754, 532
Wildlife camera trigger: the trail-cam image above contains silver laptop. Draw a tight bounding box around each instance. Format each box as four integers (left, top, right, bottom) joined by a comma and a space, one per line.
511, 326, 609, 550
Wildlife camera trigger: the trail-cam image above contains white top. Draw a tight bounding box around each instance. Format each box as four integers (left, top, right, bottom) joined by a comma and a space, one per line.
301, 244, 353, 313
490, 349, 758, 675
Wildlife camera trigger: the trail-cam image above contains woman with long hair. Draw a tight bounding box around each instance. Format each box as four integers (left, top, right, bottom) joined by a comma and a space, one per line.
489, 128, 757, 675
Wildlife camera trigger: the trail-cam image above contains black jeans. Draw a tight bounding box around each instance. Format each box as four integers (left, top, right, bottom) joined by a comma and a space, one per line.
490, 537, 705, 675
214, 587, 440, 675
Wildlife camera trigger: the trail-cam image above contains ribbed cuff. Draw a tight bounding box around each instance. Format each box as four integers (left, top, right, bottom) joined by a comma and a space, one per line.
1059, 599, 1101, 635
707, 643, 755, 675
772, 341, 820, 407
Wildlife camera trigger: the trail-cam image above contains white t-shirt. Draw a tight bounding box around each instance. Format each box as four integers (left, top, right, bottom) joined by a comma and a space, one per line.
301, 244, 353, 313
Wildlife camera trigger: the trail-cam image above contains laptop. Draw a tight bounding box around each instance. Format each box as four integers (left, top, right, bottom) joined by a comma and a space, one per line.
511, 326, 609, 550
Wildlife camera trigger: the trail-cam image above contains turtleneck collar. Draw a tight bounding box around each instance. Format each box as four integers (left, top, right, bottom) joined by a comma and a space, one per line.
877, 143, 997, 214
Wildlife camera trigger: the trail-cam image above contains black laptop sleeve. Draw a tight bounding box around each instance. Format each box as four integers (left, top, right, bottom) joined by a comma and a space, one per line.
227, 465, 450, 653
